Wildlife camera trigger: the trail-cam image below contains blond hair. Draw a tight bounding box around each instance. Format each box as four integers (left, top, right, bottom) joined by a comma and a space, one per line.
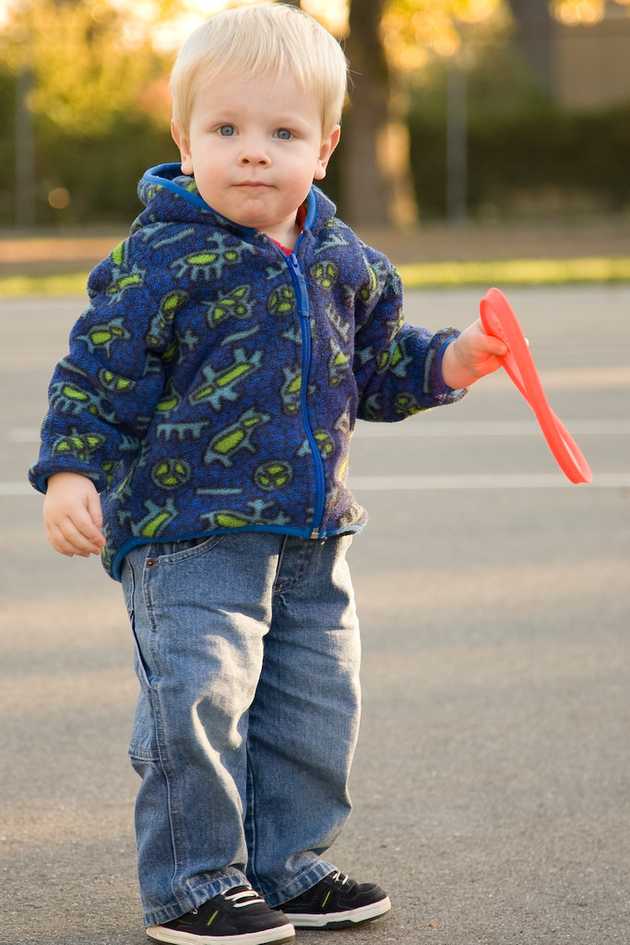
169, 1, 350, 144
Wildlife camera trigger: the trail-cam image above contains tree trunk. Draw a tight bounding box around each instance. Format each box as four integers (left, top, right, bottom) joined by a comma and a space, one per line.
341, 0, 417, 228
506, 0, 555, 96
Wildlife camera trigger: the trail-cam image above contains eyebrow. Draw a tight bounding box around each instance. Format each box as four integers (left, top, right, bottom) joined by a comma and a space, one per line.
209, 111, 309, 128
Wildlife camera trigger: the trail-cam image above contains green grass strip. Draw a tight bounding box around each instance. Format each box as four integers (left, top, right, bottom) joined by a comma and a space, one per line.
399, 256, 630, 288
0, 273, 89, 297
2, 256, 630, 298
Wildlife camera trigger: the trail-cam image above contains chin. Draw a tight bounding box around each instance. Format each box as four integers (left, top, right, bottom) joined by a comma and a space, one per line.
232, 205, 271, 223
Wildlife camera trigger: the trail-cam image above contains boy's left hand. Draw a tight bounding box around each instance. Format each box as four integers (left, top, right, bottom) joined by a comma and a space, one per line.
441, 318, 510, 389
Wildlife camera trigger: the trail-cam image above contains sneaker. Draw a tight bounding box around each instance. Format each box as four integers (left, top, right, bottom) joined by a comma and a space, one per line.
145, 884, 296, 944
275, 869, 391, 929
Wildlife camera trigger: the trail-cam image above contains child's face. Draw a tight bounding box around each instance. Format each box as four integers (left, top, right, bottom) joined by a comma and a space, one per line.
171, 69, 340, 236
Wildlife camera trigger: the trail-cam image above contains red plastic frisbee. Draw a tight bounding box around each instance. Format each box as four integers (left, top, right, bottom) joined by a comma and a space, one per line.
479, 287, 592, 484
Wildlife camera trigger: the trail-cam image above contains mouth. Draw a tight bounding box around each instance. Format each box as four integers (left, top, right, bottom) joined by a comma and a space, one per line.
236, 183, 271, 188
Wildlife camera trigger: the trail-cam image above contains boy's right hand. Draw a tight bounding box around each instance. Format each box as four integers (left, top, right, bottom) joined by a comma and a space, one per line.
43, 472, 107, 558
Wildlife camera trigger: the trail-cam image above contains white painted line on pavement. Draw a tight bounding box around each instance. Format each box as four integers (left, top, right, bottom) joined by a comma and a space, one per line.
349, 473, 630, 490
5, 473, 630, 496
353, 420, 630, 438
7, 419, 630, 443
471, 366, 630, 390
2, 483, 44, 495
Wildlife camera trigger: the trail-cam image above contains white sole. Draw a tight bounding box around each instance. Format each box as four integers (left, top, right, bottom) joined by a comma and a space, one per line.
283, 894, 392, 928
145, 921, 295, 944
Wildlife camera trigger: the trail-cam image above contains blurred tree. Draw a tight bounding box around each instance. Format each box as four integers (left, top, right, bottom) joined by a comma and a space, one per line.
552, 0, 627, 24
2, 0, 509, 227
342, 0, 396, 226
505, 0, 553, 94
343, 0, 506, 227
500, 0, 630, 94
2, 0, 174, 224
3, 0, 168, 136
9, 0, 620, 227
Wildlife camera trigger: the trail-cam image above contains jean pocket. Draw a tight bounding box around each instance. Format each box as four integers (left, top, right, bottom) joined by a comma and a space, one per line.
147, 534, 226, 565
121, 552, 136, 620
122, 555, 154, 690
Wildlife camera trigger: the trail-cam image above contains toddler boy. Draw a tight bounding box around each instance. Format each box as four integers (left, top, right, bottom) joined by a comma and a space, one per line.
28, 4, 507, 943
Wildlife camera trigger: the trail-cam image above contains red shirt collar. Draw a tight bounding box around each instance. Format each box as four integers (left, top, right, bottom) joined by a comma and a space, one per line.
268, 200, 307, 254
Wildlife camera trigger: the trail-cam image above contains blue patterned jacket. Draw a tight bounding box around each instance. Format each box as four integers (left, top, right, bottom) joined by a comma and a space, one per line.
28, 162, 467, 582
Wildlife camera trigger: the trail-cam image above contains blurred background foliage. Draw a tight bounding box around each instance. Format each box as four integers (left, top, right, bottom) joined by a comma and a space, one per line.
1, 0, 629, 227
408, 52, 630, 219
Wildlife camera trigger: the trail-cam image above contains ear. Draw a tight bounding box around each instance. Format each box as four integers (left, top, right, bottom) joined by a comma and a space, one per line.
313, 124, 341, 181
171, 119, 194, 175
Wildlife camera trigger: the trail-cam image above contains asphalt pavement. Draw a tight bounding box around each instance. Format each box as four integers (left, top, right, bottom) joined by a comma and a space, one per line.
2, 285, 629, 945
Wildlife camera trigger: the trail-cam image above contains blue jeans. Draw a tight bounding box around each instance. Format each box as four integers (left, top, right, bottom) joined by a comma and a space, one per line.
120, 532, 361, 928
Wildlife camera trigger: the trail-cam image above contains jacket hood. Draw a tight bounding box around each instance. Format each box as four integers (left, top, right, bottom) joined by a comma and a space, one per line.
135, 161, 337, 240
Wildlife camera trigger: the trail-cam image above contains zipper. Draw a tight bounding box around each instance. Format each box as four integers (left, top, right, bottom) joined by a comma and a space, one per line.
268, 238, 325, 539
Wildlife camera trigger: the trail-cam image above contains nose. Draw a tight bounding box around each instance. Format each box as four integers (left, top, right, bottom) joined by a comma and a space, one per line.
238, 139, 271, 166
239, 153, 270, 166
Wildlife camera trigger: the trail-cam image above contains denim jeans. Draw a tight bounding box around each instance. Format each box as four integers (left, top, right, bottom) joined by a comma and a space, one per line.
120, 531, 361, 928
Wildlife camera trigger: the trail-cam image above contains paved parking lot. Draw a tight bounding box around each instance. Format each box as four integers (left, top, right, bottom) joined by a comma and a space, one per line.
2, 285, 629, 944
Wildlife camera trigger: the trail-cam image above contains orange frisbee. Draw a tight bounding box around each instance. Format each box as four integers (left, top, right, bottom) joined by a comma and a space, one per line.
479, 288, 592, 484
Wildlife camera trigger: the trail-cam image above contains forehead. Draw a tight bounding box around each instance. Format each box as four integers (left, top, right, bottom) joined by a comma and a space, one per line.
192, 71, 320, 128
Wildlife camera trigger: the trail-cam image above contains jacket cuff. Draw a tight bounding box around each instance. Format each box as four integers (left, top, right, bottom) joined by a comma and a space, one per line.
426, 329, 469, 403
27, 462, 105, 495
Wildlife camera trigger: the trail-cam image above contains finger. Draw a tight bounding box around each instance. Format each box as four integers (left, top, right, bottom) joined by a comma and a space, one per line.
476, 317, 508, 354
483, 336, 508, 357
86, 491, 104, 533
50, 523, 84, 557
58, 517, 101, 555
478, 355, 505, 377
73, 509, 106, 548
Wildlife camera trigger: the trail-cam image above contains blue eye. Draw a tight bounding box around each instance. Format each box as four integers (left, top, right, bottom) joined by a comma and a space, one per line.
214, 124, 294, 140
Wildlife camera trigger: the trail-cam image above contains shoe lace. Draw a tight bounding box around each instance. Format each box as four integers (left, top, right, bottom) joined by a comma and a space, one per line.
330, 870, 350, 887
190, 884, 265, 915
226, 887, 266, 908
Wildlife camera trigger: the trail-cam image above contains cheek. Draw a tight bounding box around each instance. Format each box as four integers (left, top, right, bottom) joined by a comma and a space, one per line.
196, 154, 226, 178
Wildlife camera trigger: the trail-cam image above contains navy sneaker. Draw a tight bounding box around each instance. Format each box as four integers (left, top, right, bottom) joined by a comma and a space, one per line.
146, 883, 295, 944
275, 869, 391, 929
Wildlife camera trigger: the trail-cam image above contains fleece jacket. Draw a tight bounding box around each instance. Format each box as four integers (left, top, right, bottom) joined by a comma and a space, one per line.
28, 162, 467, 582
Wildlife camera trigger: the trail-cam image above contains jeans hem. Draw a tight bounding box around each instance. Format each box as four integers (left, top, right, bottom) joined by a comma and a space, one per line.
264, 859, 337, 909
142, 867, 249, 927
